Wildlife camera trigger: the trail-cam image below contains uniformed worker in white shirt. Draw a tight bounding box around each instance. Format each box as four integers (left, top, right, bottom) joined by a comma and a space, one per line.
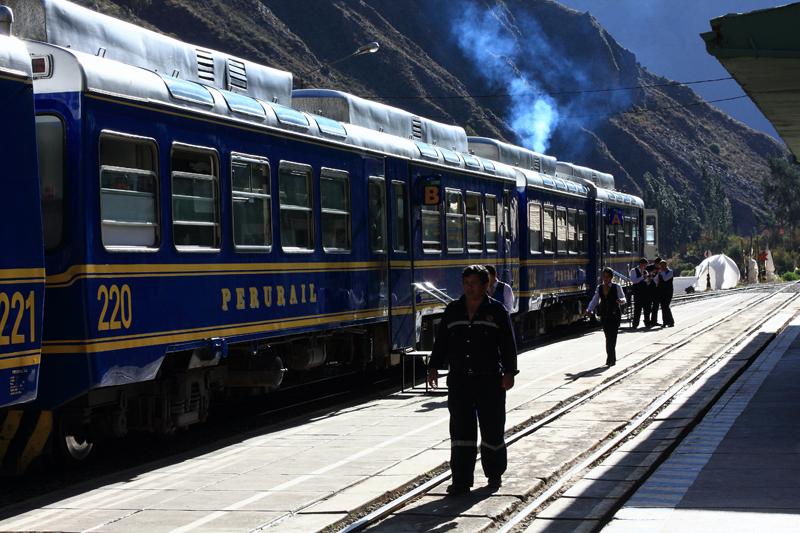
584, 267, 627, 366
486, 265, 514, 313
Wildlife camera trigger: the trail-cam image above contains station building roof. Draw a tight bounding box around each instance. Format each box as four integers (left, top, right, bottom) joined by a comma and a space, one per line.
702, 2, 800, 158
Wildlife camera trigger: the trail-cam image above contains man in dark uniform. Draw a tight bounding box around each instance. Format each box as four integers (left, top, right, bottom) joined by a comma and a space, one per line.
656, 260, 675, 327
646, 260, 660, 327
427, 265, 518, 496
629, 258, 650, 328
585, 267, 627, 366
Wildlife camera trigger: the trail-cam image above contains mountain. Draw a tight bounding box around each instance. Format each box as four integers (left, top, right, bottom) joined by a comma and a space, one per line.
68, 0, 788, 249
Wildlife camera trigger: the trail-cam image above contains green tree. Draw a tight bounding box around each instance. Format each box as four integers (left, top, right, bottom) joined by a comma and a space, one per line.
700, 167, 732, 247
642, 171, 700, 255
764, 157, 800, 241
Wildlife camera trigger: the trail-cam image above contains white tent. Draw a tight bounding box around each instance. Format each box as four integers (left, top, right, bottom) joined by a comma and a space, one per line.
693, 254, 741, 290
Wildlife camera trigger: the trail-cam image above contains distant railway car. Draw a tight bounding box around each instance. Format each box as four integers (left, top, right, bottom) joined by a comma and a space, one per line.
0, 0, 654, 471
0, 12, 46, 472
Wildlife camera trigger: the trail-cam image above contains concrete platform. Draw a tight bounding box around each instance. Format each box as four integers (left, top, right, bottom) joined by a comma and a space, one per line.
602, 316, 800, 532
0, 291, 793, 532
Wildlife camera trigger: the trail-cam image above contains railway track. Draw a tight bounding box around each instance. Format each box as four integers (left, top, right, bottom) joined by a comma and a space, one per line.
338, 281, 799, 532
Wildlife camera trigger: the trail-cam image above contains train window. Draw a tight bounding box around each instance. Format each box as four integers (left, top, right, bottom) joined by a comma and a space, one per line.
542, 205, 555, 253
577, 210, 587, 254
220, 90, 266, 118
35, 115, 64, 251
391, 181, 409, 253
368, 177, 386, 254
99, 132, 159, 250
172, 145, 219, 250
567, 209, 577, 253
321, 169, 351, 252
606, 223, 617, 254
528, 202, 542, 253
503, 191, 512, 241
445, 189, 465, 253
161, 75, 214, 106
279, 162, 314, 251
466, 192, 483, 253
231, 154, 271, 250
645, 215, 657, 246
632, 216, 640, 252
422, 198, 442, 254
485, 194, 498, 252
556, 207, 568, 253
618, 221, 627, 254
623, 217, 633, 254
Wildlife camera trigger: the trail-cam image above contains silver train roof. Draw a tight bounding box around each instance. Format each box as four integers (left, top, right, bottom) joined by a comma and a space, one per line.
0, 32, 31, 78
7, 0, 292, 105
468, 137, 557, 175
556, 161, 615, 190
292, 89, 468, 153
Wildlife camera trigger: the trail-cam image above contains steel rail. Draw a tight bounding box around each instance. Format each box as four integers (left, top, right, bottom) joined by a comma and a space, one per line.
338, 282, 798, 532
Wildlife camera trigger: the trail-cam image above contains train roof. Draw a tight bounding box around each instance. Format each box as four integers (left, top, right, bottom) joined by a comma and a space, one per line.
516, 167, 590, 197
555, 161, 615, 190
292, 89, 468, 153
468, 137, 557, 175
7, 0, 293, 106
0, 32, 31, 78
596, 187, 644, 208
25, 40, 524, 183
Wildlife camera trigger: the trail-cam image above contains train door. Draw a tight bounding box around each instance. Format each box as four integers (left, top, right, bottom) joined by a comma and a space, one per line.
364, 158, 390, 356
386, 159, 414, 350
500, 188, 518, 294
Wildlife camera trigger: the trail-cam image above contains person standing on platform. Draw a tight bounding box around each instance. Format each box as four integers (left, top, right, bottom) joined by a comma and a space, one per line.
646, 260, 661, 327
585, 267, 627, 366
486, 264, 514, 313
629, 258, 650, 328
657, 260, 675, 327
427, 265, 518, 495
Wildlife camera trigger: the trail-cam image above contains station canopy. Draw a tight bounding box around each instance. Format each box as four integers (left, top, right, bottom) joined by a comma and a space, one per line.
702, 3, 800, 158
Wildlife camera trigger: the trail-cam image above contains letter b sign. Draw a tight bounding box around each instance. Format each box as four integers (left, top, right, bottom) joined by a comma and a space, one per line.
424, 185, 440, 206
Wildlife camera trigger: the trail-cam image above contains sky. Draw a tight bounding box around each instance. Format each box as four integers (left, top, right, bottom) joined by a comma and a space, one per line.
556, 0, 784, 140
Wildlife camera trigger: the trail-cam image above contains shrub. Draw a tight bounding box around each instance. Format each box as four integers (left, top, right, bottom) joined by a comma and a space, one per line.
680, 269, 695, 277
781, 271, 800, 282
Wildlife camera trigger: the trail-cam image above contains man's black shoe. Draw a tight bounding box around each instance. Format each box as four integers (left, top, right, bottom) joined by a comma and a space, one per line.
487, 477, 502, 489
606, 359, 616, 366
446, 484, 470, 496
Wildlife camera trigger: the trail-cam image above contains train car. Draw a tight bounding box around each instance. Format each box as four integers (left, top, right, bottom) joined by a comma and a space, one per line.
1, 0, 653, 470
292, 90, 521, 351
0, 8, 47, 473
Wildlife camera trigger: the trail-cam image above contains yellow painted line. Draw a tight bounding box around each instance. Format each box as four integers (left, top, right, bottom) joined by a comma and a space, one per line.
19, 411, 52, 475
0, 410, 23, 463
0, 348, 42, 360
0, 267, 45, 281
391, 306, 414, 315
521, 258, 589, 266
518, 286, 586, 297
46, 261, 384, 288
43, 307, 380, 347
0, 354, 41, 370
42, 308, 387, 354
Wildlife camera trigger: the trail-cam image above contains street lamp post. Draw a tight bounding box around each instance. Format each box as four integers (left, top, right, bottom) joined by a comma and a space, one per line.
295, 41, 379, 88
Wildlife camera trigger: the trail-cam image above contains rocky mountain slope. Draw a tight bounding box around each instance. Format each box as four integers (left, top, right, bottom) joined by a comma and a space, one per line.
72, 0, 788, 238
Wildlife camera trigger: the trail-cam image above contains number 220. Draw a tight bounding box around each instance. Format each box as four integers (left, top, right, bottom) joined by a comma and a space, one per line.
97, 284, 132, 331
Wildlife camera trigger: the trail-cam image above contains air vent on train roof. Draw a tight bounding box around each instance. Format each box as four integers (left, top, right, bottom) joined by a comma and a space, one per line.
196, 48, 215, 83
411, 117, 423, 140
227, 58, 247, 91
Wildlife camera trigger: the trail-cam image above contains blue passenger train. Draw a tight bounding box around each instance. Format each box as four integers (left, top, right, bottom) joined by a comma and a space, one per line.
0, 0, 653, 472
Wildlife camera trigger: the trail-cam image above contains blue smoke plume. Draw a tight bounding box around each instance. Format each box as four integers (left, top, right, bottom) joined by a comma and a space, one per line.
452, 3, 559, 153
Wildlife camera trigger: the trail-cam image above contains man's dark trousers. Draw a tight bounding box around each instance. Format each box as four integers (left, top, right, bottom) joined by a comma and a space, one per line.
632, 286, 650, 327
602, 315, 621, 364
447, 373, 506, 487
660, 292, 674, 326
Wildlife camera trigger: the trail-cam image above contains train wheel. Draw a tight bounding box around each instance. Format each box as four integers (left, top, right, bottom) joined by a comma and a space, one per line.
61, 434, 94, 462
